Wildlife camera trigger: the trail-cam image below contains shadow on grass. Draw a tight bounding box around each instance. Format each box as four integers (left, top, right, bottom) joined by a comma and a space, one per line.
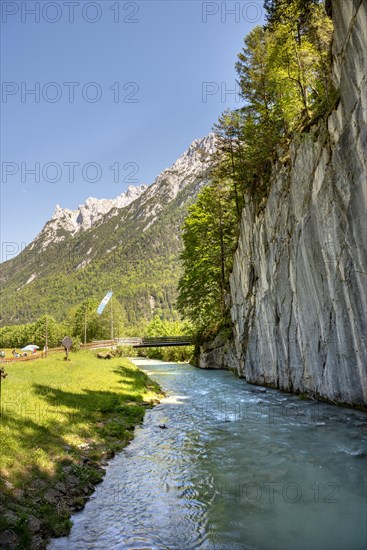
0, 411, 79, 543
0, 411, 74, 480
33, 384, 143, 415
112, 364, 161, 394
30, 360, 152, 423
0, 360, 159, 546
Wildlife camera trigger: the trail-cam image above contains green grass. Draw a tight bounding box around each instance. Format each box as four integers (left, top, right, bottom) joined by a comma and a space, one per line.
0, 350, 162, 548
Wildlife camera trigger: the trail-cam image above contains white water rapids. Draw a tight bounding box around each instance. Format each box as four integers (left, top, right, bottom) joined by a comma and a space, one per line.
50, 359, 367, 550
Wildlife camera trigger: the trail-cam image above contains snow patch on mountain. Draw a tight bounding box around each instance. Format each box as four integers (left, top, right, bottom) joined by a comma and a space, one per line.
26, 273, 37, 285
76, 259, 91, 270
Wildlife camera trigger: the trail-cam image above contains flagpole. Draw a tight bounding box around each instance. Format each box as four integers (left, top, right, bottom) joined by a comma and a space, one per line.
97, 291, 113, 341
84, 306, 87, 345
45, 317, 48, 357
110, 294, 114, 341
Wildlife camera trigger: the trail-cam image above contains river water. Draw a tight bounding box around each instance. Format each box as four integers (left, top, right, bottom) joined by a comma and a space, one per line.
50, 359, 367, 550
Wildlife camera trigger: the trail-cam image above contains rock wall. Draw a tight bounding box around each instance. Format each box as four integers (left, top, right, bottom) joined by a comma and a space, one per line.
199, 331, 238, 373
201, 0, 367, 407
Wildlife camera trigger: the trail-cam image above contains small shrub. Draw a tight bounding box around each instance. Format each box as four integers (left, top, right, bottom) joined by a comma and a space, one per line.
144, 345, 194, 363
71, 336, 82, 353
112, 345, 137, 358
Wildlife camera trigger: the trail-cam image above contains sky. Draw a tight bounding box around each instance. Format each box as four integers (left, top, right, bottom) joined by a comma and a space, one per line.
0, 0, 265, 257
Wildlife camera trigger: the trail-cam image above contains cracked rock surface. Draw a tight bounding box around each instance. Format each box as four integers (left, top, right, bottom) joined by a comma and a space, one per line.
201, 0, 367, 408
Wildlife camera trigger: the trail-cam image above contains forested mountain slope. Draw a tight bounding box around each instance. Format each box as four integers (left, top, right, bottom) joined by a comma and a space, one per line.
0, 134, 217, 326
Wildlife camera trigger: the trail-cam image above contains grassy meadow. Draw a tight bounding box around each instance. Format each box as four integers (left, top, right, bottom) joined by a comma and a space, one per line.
0, 350, 162, 548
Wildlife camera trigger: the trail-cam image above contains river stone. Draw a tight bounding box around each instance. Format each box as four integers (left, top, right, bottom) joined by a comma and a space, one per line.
44, 488, 61, 505
0, 530, 16, 547
55, 482, 68, 495
2, 511, 17, 528
65, 474, 79, 487
30, 479, 48, 491
27, 515, 41, 533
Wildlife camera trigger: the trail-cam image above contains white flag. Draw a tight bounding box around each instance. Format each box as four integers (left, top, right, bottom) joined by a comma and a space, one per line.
97, 290, 113, 315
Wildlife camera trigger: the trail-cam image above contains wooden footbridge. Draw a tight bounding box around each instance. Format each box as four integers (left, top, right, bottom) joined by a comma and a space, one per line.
114, 336, 193, 348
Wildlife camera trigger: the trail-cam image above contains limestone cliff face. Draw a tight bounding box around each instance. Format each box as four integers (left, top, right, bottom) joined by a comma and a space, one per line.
201, 0, 367, 407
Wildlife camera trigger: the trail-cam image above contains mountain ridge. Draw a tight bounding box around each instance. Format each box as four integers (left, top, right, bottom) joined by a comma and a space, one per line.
47, 184, 148, 240
0, 133, 218, 326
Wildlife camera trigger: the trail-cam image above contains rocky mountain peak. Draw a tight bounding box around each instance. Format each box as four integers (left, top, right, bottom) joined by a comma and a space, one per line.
48, 184, 147, 237
137, 133, 218, 213
44, 134, 218, 242
169, 133, 217, 172
25, 134, 218, 252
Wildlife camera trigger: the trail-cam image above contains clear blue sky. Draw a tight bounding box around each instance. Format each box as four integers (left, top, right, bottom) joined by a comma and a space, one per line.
1, 0, 264, 252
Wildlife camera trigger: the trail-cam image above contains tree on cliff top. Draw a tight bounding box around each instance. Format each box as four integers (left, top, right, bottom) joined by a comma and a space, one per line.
178, 0, 334, 341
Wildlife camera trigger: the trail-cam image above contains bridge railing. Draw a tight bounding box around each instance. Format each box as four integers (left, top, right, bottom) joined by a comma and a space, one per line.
87, 340, 115, 349
115, 338, 142, 346
114, 336, 192, 348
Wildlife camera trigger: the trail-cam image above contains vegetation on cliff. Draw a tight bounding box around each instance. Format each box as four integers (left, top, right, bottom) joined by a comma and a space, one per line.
178, 0, 334, 339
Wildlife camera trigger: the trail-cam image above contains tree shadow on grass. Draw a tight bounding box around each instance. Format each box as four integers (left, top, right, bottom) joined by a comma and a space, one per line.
31, 359, 152, 422
0, 360, 159, 547
0, 411, 80, 533
0, 411, 75, 482
112, 365, 161, 394
31, 384, 147, 432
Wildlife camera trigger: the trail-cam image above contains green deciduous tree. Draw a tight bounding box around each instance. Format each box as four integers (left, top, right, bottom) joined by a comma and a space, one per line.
144, 315, 192, 338
0, 315, 64, 349
179, 1, 334, 341
263, 0, 334, 122
72, 298, 126, 342
177, 181, 238, 334
142, 315, 194, 361
33, 315, 64, 348
213, 110, 246, 217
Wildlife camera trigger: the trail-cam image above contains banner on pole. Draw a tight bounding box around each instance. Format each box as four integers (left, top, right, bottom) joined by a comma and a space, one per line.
97, 290, 113, 315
